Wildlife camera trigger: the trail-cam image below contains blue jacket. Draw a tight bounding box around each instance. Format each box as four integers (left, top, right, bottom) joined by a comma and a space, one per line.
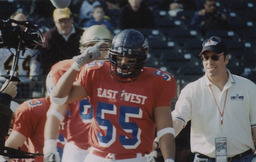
83, 19, 113, 31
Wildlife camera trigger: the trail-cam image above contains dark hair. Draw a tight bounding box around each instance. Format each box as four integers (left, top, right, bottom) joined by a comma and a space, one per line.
205, 0, 216, 3
93, 5, 104, 12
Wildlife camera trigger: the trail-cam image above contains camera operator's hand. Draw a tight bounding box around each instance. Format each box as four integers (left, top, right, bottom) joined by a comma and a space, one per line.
1, 80, 18, 98
73, 41, 104, 68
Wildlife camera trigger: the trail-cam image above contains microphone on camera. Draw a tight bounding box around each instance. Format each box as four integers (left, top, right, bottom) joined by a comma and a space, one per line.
50, 0, 71, 8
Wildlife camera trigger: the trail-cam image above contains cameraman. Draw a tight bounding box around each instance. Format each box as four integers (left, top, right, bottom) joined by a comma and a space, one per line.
0, 80, 18, 151
0, 12, 41, 99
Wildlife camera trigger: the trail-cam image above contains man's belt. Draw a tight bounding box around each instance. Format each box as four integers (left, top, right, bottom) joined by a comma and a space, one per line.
197, 149, 253, 161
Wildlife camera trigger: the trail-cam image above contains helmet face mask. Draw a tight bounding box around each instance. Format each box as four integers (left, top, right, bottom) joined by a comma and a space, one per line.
109, 29, 148, 82
80, 41, 111, 52
79, 25, 112, 59
110, 55, 140, 78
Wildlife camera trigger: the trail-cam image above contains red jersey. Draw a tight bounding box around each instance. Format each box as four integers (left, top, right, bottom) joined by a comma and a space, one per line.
78, 61, 177, 154
48, 60, 92, 149
12, 98, 67, 162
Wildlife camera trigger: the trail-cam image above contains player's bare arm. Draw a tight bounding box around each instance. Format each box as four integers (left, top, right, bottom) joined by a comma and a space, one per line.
44, 103, 68, 162
1, 80, 18, 98
4, 132, 26, 162
172, 117, 185, 137
67, 81, 88, 103
5, 131, 26, 149
51, 41, 104, 104
253, 127, 256, 156
252, 127, 256, 147
51, 67, 79, 98
44, 103, 68, 139
154, 106, 175, 161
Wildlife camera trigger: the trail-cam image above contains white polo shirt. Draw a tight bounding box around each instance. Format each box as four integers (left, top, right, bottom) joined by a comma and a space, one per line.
172, 70, 256, 158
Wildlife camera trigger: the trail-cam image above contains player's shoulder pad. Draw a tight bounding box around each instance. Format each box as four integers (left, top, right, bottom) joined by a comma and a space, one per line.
51, 59, 74, 71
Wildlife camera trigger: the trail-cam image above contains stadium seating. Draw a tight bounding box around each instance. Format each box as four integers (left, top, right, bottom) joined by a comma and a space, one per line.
155, 18, 186, 35
242, 49, 256, 69
147, 30, 168, 49
146, 53, 163, 69
227, 55, 245, 75
204, 29, 239, 40
161, 49, 193, 75
240, 29, 256, 44
224, 39, 245, 59
182, 37, 203, 56
167, 28, 201, 47
175, 10, 195, 23
175, 56, 204, 95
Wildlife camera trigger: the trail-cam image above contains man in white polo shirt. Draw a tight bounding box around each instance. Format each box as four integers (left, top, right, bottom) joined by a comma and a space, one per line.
172, 36, 256, 162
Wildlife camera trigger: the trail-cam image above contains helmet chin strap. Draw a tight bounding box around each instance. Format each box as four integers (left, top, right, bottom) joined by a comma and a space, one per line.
109, 65, 139, 83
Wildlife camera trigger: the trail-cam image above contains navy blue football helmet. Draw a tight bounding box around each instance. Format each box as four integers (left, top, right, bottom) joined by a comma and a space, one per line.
108, 29, 148, 82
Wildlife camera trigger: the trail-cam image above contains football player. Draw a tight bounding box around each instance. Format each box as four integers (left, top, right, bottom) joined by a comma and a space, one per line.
44, 25, 112, 162
45, 29, 177, 162
4, 97, 68, 162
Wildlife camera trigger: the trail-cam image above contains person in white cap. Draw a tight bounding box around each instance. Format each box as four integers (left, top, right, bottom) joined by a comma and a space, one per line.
172, 36, 256, 162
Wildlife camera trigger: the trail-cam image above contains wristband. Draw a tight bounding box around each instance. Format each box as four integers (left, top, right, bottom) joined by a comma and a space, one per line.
157, 127, 175, 140
50, 95, 68, 105
165, 158, 175, 162
71, 62, 81, 71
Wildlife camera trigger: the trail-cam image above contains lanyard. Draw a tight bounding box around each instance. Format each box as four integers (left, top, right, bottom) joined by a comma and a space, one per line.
209, 85, 228, 126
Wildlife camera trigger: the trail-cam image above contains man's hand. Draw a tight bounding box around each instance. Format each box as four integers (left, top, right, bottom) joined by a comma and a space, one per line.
1, 80, 18, 98
73, 41, 104, 68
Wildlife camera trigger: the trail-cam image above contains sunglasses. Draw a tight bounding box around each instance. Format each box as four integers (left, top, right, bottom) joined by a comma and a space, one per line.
201, 54, 223, 61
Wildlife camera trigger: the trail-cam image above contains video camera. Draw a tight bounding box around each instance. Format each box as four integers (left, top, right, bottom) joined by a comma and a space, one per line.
0, 18, 45, 82
0, 19, 44, 50
0, 19, 45, 160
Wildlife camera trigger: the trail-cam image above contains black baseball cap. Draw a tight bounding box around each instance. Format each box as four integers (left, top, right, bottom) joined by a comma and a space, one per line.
199, 36, 227, 56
